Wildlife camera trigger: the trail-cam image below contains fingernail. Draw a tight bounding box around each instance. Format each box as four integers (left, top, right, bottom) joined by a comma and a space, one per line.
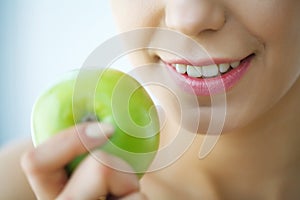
85, 122, 114, 139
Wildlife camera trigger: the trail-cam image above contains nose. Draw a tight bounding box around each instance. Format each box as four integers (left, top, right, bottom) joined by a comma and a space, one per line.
165, 0, 226, 36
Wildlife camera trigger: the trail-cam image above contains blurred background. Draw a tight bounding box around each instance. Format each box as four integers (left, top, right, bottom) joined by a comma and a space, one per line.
0, 0, 119, 145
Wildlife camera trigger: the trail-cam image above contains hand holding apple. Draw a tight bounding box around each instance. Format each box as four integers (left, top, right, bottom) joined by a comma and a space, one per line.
31, 68, 160, 178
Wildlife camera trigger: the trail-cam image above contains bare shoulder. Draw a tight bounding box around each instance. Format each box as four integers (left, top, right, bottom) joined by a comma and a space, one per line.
0, 139, 36, 199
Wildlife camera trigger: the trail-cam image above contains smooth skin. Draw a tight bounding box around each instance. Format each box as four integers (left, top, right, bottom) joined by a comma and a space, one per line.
1, 0, 300, 199
109, 0, 300, 199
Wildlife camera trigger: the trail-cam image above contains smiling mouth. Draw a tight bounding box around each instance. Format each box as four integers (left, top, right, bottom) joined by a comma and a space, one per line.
167, 54, 255, 78
163, 54, 255, 96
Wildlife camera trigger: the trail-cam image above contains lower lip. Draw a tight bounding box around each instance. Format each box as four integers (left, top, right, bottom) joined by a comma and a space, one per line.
165, 55, 254, 96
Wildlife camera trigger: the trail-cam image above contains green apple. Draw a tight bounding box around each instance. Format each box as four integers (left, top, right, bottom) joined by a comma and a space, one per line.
31, 68, 160, 178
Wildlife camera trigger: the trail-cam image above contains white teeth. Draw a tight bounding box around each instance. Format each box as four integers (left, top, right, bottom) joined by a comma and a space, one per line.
218, 63, 230, 73
230, 61, 240, 68
176, 64, 187, 74
172, 59, 241, 78
202, 64, 219, 78
187, 65, 202, 78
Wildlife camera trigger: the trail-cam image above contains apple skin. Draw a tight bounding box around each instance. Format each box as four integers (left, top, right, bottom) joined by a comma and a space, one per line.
31, 68, 160, 178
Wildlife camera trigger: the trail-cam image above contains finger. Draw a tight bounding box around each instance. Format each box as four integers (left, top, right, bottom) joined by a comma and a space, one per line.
57, 151, 140, 200
25, 122, 114, 171
21, 122, 114, 200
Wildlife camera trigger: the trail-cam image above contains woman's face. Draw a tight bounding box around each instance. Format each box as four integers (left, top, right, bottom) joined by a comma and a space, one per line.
109, 0, 300, 133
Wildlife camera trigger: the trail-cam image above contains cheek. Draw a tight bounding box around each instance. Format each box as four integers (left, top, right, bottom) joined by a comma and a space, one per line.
228, 0, 300, 45
222, 1, 300, 125
110, 0, 163, 31
260, 2, 300, 99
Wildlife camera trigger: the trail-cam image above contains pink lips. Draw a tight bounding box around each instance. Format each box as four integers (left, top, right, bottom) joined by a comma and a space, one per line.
164, 55, 254, 96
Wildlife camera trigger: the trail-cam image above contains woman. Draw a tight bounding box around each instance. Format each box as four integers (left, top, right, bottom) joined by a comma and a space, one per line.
2, 0, 300, 199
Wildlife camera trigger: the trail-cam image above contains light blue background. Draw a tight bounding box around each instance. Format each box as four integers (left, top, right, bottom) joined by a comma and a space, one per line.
0, 1, 118, 145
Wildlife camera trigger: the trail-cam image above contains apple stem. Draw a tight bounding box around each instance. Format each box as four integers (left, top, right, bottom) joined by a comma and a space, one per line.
81, 113, 99, 122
